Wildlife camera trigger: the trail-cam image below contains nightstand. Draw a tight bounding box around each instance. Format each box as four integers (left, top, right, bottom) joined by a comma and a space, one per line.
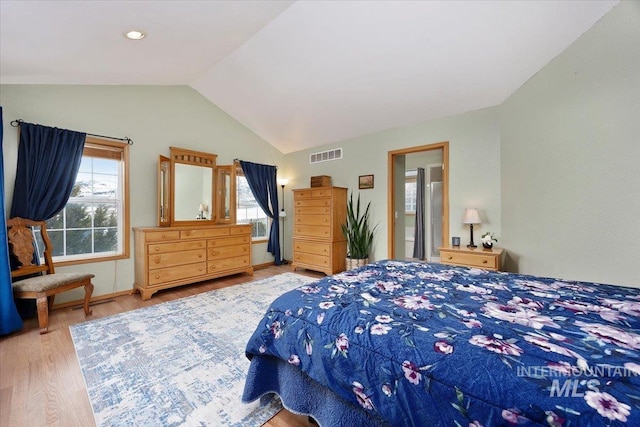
438, 246, 504, 271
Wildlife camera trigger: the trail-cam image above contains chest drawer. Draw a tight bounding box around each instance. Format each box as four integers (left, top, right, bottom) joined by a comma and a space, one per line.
294, 240, 331, 256
293, 252, 330, 269
295, 206, 331, 215
295, 214, 331, 227
295, 198, 331, 208
294, 224, 331, 239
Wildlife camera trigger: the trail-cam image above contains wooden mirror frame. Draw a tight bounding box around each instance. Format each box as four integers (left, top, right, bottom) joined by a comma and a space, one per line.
158, 147, 217, 227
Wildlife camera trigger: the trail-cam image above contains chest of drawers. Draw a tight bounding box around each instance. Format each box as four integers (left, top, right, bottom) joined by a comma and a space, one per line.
291, 187, 347, 275
438, 246, 504, 271
134, 224, 253, 299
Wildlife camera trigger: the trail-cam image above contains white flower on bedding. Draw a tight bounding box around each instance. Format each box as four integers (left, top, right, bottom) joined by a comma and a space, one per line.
374, 314, 394, 323
370, 323, 392, 335
584, 391, 631, 422
319, 301, 335, 309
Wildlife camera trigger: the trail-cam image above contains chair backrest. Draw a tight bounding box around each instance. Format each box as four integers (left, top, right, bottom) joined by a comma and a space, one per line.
6, 217, 56, 279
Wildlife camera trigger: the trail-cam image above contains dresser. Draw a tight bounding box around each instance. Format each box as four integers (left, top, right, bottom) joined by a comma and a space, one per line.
133, 224, 253, 300
438, 245, 504, 271
291, 187, 347, 275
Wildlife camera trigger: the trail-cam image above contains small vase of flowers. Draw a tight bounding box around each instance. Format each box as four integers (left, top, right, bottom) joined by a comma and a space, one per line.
481, 232, 497, 249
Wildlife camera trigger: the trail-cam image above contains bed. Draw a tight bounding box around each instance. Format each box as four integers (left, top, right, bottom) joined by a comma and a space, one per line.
242, 260, 640, 426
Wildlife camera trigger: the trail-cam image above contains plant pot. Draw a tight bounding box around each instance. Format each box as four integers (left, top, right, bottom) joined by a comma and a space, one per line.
482, 242, 493, 249
346, 257, 368, 271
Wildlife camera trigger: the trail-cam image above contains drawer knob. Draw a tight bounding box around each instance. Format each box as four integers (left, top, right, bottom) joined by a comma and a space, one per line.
199, 254, 203, 258
448, 256, 453, 260
483, 260, 488, 264
154, 247, 159, 252
154, 258, 160, 264
155, 275, 160, 279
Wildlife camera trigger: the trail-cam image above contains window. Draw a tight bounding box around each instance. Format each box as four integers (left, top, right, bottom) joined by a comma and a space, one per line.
405, 176, 417, 213
236, 171, 269, 240
45, 137, 129, 264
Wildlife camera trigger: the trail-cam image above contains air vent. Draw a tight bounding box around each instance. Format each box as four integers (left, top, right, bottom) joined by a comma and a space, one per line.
310, 148, 342, 164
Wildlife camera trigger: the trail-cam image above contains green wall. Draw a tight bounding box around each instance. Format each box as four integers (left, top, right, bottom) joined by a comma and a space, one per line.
500, 0, 640, 287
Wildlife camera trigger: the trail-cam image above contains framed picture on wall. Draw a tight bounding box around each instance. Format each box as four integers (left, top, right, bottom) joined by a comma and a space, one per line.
359, 174, 374, 189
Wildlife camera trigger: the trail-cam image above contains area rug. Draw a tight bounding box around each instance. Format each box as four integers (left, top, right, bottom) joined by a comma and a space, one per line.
70, 272, 317, 427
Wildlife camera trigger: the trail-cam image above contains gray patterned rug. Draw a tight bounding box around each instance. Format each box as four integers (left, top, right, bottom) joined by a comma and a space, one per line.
71, 272, 317, 427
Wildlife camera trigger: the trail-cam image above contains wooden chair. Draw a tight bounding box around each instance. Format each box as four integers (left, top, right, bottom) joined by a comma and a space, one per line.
7, 217, 94, 334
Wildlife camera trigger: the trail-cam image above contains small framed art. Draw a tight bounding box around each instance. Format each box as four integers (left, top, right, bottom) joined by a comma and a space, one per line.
359, 174, 374, 190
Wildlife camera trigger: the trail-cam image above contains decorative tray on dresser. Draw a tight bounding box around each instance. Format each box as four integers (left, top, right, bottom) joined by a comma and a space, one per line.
133, 224, 253, 300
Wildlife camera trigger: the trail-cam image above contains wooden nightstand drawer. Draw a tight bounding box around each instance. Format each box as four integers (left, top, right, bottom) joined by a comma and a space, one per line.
439, 246, 504, 271
208, 244, 249, 260
295, 213, 331, 226
294, 224, 331, 238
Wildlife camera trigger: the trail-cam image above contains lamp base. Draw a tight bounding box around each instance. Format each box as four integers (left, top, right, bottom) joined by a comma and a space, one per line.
467, 244, 477, 249
281, 259, 289, 265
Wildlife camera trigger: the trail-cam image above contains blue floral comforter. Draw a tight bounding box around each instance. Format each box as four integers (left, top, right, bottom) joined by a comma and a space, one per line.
244, 260, 640, 426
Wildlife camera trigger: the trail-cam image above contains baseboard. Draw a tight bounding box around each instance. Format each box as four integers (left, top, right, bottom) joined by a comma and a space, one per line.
53, 289, 134, 310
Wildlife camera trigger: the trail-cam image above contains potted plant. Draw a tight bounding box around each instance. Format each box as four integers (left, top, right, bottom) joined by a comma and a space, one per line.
481, 232, 498, 249
342, 192, 377, 270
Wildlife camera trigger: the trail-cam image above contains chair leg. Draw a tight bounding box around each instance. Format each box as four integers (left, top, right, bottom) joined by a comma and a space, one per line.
83, 282, 94, 316
36, 296, 50, 334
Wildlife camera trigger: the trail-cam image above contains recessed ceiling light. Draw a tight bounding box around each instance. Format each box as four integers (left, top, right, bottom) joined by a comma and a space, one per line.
125, 30, 146, 40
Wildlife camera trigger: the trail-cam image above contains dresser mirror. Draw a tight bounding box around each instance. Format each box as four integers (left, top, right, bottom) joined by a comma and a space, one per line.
215, 164, 236, 224
158, 146, 217, 226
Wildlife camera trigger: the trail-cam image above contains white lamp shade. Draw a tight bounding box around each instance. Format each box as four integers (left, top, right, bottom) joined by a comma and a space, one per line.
462, 208, 481, 225
277, 178, 289, 186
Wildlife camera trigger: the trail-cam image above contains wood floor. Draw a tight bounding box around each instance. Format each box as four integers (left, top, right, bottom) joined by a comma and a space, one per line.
0, 264, 323, 427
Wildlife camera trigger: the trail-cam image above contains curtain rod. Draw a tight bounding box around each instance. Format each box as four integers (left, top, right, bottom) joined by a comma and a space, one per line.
234, 158, 278, 169
10, 119, 133, 145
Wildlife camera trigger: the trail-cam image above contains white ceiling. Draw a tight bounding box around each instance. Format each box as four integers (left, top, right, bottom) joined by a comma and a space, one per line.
0, 0, 618, 154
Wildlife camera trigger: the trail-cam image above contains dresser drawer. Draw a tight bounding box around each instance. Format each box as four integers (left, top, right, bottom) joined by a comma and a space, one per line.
148, 249, 206, 270
207, 235, 250, 247
181, 228, 230, 239
229, 226, 251, 235
295, 213, 331, 227
148, 240, 205, 254
294, 252, 330, 269
144, 230, 180, 242
441, 251, 498, 270
148, 262, 206, 286
208, 256, 251, 273
208, 244, 250, 260
294, 240, 331, 256
294, 224, 331, 238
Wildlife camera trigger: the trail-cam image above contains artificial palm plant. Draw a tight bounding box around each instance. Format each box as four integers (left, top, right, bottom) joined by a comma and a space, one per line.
341, 193, 377, 266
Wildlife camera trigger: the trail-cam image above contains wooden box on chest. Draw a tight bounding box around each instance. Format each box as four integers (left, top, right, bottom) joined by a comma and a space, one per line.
291, 187, 347, 275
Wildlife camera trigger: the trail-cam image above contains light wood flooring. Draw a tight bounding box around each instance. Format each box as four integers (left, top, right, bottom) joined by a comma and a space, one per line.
0, 264, 323, 427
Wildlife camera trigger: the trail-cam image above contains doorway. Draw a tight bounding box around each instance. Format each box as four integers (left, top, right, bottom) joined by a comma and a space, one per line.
387, 142, 449, 261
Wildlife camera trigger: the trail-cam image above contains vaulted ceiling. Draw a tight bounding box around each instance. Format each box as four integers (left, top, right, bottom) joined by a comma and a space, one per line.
0, 0, 618, 153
